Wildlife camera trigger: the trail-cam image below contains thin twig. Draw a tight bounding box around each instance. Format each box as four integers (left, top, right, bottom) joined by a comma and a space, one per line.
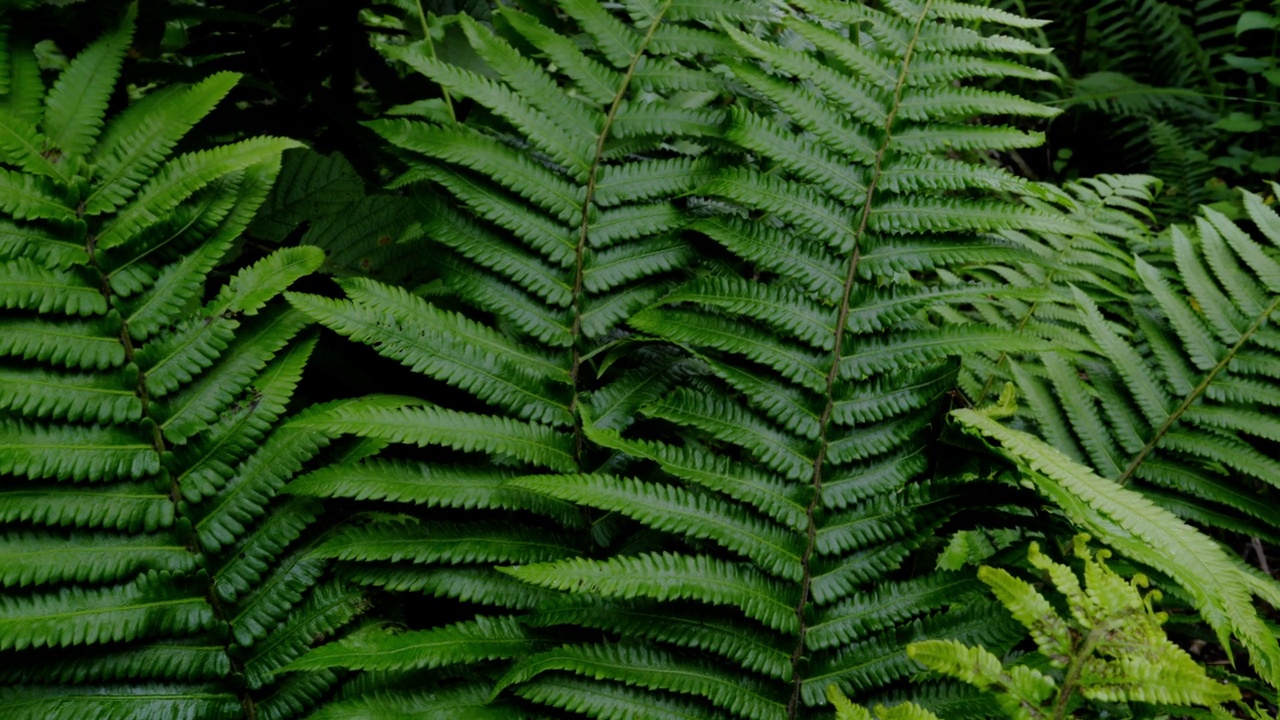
1251, 536, 1272, 576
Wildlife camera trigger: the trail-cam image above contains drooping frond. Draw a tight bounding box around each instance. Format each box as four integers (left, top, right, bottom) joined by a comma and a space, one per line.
0, 16, 366, 719
965, 181, 1280, 580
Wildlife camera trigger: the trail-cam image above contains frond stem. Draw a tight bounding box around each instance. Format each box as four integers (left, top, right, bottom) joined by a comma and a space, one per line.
566, 0, 671, 460
785, 2, 932, 716
1052, 623, 1105, 720
413, 0, 457, 123
85, 229, 257, 718
1116, 295, 1280, 486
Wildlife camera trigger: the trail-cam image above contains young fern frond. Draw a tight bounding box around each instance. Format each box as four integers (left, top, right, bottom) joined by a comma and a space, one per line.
836, 535, 1240, 719
953, 408, 1280, 690
0, 17, 368, 719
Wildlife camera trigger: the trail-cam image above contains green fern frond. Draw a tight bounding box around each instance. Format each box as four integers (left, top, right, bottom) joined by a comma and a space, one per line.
953, 409, 1280, 689
582, 417, 811, 532
39, 6, 133, 159
503, 551, 799, 633
473, 1, 1077, 715
0, 643, 231, 684
0, 684, 242, 720
315, 518, 583, 566
95, 137, 301, 252
241, 581, 366, 688
0, 530, 196, 587
536, 598, 794, 679
806, 574, 987, 651
86, 72, 241, 215
309, 404, 575, 472
965, 179, 1280, 630
304, 683, 522, 720
0, 480, 171, 532
513, 673, 725, 720
0, 571, 216, 651
0, 14, 365, 719
0, 420, 159, 481
511, 473, 806, 580
286, 2, 787, 711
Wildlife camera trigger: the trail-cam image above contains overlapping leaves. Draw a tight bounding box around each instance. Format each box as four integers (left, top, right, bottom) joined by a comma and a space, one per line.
479, 1, 1079, 718
0, 14, 367, 719
282, 0, 769, 715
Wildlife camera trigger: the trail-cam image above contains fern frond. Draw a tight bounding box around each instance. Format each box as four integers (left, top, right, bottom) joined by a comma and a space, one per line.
0, 530, 195, 587
0, 419, 158, 482
971, 180, 1280, 583
39, 7, 133, 158
806, 574, 987, 651
287, 278, 573, 427
511, 473, 805, 580
0, 643, 231, 684
0, 571, 216, 651
241, 581, 366, 688
0, 15, 360, 717
0, 364, 141, 424
582, 419, 810, 532
85, 73, 242, 215
227, 552, 328, 646
95, 137, 301, 252
304, 683, 523, 720
212, 498, 319, 603
0, 684, 241, 720
307, 404, 575, 472
316, 518, 582, 566
279, 1, 1077, 717
953, 409, 1280, 688
0, 481, 171, 532
513, 674, 725, 720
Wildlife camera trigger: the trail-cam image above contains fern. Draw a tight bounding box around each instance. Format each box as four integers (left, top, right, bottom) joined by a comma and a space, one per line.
0, 15, 369, 719
962, 181, 1280, 589
388, 1, 1098, 718
281, 0, 772, 714
953, 406, 1280, 690
953, 173, 1161, 405
832, 535, 1240, 719
247, 148, 426, 281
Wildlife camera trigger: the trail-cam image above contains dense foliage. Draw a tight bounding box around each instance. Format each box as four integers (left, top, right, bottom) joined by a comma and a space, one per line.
833, 535, 1242, 718
2, 1, 1279, 719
